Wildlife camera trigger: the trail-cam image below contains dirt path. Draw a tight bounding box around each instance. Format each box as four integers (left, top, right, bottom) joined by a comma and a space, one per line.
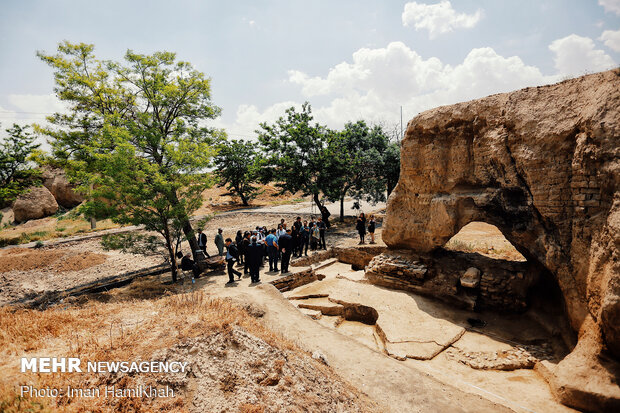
206, 281, 513, 413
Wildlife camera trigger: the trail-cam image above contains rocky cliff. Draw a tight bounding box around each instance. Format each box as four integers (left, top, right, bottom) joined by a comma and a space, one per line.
382, 69, 620, 411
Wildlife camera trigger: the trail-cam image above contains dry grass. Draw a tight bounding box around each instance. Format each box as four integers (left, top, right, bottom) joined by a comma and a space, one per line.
0, 182, 304, 247
0, 248, 107, 273
0, 290, 306, 412
0, 217, 118, 247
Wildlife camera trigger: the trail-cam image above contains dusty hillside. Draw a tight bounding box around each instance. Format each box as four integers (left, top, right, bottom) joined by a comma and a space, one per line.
0, 291, 377, 412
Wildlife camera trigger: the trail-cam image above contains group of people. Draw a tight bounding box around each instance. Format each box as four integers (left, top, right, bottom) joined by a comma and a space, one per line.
182, 216, 329, 285
180, 213, 377, 285
355, 212, 377, 245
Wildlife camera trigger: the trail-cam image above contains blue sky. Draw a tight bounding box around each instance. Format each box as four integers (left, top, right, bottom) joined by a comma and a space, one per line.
0, 0, 619, 141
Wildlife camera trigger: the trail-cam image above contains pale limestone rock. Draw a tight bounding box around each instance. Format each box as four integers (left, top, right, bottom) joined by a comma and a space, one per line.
382, 69, 620, 411
460, 267, 481, 288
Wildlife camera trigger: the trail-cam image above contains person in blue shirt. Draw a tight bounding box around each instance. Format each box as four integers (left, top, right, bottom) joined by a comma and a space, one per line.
264, 228, 279, 272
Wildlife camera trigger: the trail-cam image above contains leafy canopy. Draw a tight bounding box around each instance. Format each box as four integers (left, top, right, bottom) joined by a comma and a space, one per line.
213, 139, 263, 206
256, 102, 335, 223
0, 124, 41, 207
327, 120, 400, 207
37, 41, 223, 278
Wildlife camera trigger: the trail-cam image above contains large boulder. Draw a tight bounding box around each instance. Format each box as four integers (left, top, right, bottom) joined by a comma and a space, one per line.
13, 186, 59, 223
382, 69, 620, 411
42, 167, 83, 208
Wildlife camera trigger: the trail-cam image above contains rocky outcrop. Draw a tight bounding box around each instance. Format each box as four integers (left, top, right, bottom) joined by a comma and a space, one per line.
334, 246, 386, 270
382, 70, 620, 411
13, 186, 59, 223
42, 167, 83, 208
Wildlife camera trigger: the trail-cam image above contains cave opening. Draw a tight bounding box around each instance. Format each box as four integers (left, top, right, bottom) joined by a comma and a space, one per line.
444, 221, 525, 261
441, 221, 575, 352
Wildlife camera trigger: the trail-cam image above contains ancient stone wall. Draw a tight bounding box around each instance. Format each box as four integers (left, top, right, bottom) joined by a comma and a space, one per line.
366, 249, 537, 312
380, 69, 620, 411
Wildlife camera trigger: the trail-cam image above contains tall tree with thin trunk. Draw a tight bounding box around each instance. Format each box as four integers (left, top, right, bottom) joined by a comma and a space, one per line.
213, 139, 263, 206
257, 102, 334, 227
0, 124, 41, 207
326, 121, 400, 222
37, 41, 223, 281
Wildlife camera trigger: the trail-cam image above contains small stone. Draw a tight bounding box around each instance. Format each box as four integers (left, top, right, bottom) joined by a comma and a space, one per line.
312, 351, 329, 365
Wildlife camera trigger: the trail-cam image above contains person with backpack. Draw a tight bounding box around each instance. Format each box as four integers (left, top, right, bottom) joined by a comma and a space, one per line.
224, 238, 241, 284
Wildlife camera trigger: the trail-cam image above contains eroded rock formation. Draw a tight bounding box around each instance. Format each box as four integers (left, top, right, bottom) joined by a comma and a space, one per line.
381, 69, 620, 411
42, 167, 84, 208
13, 186, 59, 223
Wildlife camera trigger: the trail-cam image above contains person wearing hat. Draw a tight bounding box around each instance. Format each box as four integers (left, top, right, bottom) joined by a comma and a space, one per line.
215, 228, 225, 256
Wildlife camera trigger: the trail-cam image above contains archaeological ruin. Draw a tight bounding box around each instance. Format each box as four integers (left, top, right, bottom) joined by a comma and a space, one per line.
377, 69, 620, 411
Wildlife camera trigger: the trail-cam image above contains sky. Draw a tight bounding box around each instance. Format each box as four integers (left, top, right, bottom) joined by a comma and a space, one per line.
0, 0, 619, 144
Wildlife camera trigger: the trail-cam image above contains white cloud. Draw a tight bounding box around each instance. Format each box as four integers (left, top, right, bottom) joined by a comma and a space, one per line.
0, 94, 67, 150
212, 100, 299, 141
0, 106, 20, 135
402, 1, 483, 39
599, 0, 620, 15
549, 34, 616, 76
242, 17, 257, 28
7, 93, 66, 115
284, 42, 553, 128
600, 29, 620, 52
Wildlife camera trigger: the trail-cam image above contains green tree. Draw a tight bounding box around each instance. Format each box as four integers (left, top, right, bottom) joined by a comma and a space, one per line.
37, 41, 223, 281
327, 121, 400, 221
0, 123, 41, 207
213, 139, 263, 206
383, 141, 401, 195
257, 102, 334, 227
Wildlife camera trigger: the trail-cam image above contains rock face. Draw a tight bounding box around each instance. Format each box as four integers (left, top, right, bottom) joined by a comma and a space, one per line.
382, 70, 620, 411
13, 186, 59, 223
42, 167, 83, 208
366, 249, 537, 312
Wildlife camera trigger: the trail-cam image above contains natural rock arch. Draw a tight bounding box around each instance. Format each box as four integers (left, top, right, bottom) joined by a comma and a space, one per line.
381, 70, 620, 411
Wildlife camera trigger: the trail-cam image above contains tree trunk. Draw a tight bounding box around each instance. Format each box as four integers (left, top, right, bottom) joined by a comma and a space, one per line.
182, 219, 200, 262
90, 217, 97, 229
339, 195, 345, 222
240, 193, 249, 206
169, 191, 200, 262
163, 223, 178, 283
313, 193, 331, 228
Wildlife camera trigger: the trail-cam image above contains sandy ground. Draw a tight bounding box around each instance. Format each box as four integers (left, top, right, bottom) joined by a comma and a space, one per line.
0, 203, 547, 411
0, 239, 162, 306
282, 261, 575, 413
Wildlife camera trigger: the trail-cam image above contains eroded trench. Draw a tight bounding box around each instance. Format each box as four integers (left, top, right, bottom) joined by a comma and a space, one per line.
275, 224, 576, 412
